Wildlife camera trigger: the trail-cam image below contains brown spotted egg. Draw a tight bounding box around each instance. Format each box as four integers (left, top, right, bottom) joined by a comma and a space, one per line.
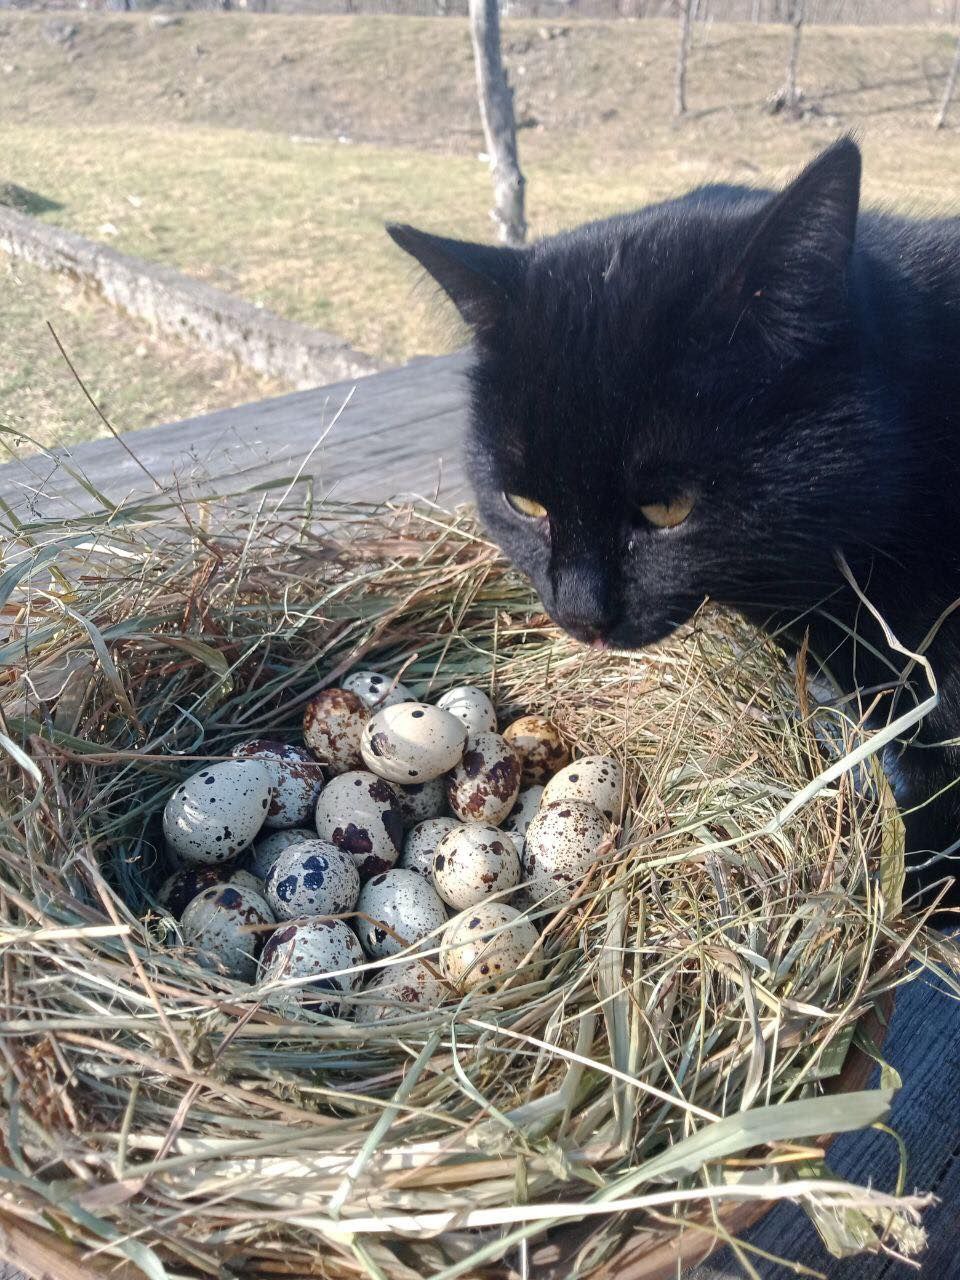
232, 739, 325, 829
241, 827, 317, 881
436, 685, 498, 735
265, 838, 360, 920
522, 799, 610, 911
162, 760, 274, 864
446, 731, 521, 825
354, 960, 445, 1023
395, 776, 448, 828
501, 785, 545, 855
157, 865, 263, 919
433, 824, 521, 910
343, 669, 413, 709
502, 715, 570, 786
258, 917, 365, 1014
541, 755, 626, 822
360, 702, 467, 784
302, 688, 369, 774
440, 902, 541, 993
314, 770, 405, 880
356, 868, 448, 959
180, 882, 274, 982
399, 817, 461, 879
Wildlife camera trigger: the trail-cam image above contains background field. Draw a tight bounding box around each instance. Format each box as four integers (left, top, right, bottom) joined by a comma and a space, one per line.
3, 11, 960, 449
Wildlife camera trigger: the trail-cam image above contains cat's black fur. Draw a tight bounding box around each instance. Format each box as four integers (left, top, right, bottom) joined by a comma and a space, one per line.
387, 140, 960, 906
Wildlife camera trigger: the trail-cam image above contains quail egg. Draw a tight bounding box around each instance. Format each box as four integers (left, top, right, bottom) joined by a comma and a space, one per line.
501, 785, 545, 854
241, 826, 317, 881
435, 685, 498, 735
541, 755, 625, 821
181, 882, 274, 982
157, 865, 263, 919
522, 799, 610, 911
314, 770, 405, 880
355, 868, 448, 959
258, 917, 365, 1014
399, 817, 461, 879
502, 715, 570, 786
343, 669, 413, 709
440, 902, 541, 993
395, 775, 448, 828
354, 960, 446, 1023
360, 702, 467, 784
162, 760, 274, 864
302, 688, 369, 774
265, 839, 360, 920
446, 731, 522, 825
433, 824, 521, 910
232, 739, 325, 829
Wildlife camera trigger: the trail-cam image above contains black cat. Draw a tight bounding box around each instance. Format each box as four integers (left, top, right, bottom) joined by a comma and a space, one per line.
388, 139, 960, 906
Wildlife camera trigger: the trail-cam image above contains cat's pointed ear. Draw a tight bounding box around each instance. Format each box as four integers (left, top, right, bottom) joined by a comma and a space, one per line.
386, 224, 522, 333
726, 138, 861, 350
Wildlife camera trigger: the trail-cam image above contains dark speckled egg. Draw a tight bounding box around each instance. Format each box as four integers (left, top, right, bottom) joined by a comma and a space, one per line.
180, 882, 274, 982
314, 770, 405, 881
265, 839, 360, 921
258, 917, 365, 1015
446, 732, 521, 826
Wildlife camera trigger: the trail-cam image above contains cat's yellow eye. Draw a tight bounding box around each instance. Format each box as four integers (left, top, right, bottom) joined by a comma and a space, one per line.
505, 493, 548, 520
640, 494, 696, 529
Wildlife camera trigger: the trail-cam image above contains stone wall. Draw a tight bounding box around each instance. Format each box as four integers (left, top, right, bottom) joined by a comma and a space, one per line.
0, 205, 380, 387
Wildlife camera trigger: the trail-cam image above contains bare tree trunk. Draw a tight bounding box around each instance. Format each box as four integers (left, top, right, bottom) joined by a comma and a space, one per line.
674, 0, 694, 117
935, 32, 960, 129
784, 0, 804, 111
469, 0, 526, 246
751, 0, 762, 20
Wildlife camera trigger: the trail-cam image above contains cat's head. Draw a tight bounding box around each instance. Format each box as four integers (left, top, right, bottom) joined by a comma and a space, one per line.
388, 139, 901, 650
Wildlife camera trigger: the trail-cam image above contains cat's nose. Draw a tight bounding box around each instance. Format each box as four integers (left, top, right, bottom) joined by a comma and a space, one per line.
551, 565, 617, 644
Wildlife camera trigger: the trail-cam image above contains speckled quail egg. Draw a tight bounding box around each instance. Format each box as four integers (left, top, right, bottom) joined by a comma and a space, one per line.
302, 688, 369, 774
501, 785, 545, 855
181, 882, 274, 982
163, 760, 274, 864
502, 715, 570, 786
258, 917, 365, 1013
265, 839, 360, 920
399, 817, 461, 879
440, 902, 541, 993
522, 800, 610, 911
314, 770, 405, 880
354, 960, 445, 1023
433, 823, 521, 910
231, 739, 325, 829
241, 827, 317, 880
541, 755, 625, 822
157, 865, 263, 919
395, 775, 448, 828
343, 669, 413, 710
355, 868, 448, 959
360, 702, 467, 784
435, 685, 498, 735
446, 731, 522, 825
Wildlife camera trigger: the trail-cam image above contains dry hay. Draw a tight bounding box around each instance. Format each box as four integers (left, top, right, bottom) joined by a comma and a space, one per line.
0, 489, 943, 1280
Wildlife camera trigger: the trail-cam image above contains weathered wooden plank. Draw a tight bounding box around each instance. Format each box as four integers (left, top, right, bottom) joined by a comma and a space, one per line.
0, 351, 472, 523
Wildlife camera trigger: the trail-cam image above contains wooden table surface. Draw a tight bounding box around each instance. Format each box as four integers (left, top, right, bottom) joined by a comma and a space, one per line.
1, 355, 957, 1280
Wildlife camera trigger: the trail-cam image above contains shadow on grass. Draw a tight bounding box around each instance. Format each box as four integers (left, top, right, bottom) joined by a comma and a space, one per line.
0, 183, 63, 215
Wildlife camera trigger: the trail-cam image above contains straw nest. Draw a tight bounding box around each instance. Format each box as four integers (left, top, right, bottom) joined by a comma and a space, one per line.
0, 492, 938, 1280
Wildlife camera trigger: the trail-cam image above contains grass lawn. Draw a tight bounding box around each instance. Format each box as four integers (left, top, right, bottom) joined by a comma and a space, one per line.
2, 13, 960, 445
0, 256, 283, 452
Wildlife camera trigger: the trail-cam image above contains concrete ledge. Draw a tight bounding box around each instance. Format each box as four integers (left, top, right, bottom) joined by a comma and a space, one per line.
0, 204, 380, 387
